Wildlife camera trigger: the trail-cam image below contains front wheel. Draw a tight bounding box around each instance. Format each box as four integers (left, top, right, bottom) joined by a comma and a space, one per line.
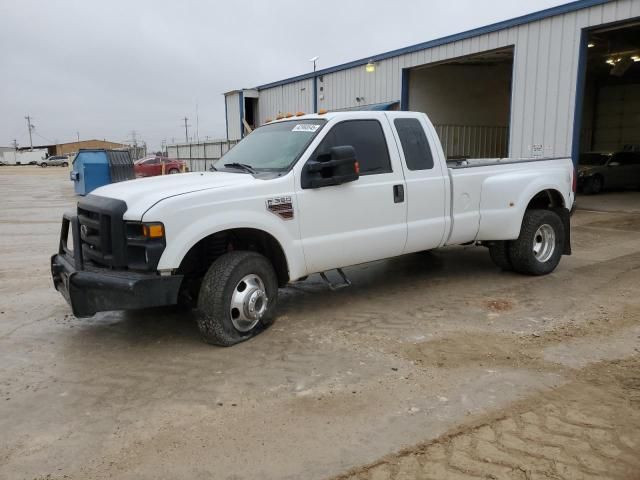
196, 251, 278, 346
62, 162, 68, 167
168, 168, 179, 174
40, 162, 47, 168
508, 209, 564, 276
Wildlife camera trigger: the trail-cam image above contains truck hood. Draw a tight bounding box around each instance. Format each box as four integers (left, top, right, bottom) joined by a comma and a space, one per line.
90, 172, 256, 220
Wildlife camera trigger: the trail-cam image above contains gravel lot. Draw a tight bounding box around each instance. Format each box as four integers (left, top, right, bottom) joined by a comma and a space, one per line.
1, 167, 639, 480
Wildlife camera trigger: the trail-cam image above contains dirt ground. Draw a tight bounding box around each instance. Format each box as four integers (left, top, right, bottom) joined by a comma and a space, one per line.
0, 166, 639, 480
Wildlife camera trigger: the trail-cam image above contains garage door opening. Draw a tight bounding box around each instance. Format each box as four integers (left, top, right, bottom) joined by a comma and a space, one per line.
577, 22, 640, 196
405, 47, 514, 159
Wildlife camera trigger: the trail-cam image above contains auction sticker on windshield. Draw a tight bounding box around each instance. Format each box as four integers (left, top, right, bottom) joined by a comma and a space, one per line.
292, 124, 321, 132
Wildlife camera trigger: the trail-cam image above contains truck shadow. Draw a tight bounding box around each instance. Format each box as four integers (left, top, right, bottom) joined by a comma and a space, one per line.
67, 246, 513, 348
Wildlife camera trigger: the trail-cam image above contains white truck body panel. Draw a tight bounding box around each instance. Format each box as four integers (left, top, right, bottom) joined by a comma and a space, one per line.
90, 111, 574, 281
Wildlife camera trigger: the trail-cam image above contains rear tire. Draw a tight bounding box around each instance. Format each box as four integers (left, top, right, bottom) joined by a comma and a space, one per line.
196, 251, 278, 346
488, 241, 513, 271
62, 162, 68, 167
168, 168, 179, 174
40, 162, 47, 168
508, 209, 564, 276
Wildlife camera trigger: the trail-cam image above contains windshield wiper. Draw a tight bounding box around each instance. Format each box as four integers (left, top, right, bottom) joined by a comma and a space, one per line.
224, 162, 256, 174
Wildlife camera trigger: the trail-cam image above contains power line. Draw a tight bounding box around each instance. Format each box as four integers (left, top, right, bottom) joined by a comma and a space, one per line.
33, 131, 55, 144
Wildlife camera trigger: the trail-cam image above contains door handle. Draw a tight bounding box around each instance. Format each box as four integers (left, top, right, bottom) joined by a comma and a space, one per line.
393, 184, 405, 203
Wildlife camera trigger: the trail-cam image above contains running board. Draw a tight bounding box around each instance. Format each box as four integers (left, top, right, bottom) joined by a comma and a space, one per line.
319, 269, 351, 291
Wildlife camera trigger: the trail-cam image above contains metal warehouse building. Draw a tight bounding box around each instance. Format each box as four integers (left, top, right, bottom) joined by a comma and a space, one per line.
224, 0, 640, 165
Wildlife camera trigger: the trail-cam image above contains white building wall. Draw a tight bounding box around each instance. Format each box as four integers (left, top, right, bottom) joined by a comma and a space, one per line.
226, 92, 242, 141
253, 0, 640, 159
257, 79, 314, 124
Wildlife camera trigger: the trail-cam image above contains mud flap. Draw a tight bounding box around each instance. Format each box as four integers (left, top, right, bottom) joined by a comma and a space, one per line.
553, 207, 572, 255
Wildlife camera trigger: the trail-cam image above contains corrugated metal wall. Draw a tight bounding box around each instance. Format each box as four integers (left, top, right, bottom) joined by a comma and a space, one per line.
226, 92, 242, 141
248, 0, 639, 159
435, 125, 509, 159
256, 79, 314, 124
166, 140, 239, 172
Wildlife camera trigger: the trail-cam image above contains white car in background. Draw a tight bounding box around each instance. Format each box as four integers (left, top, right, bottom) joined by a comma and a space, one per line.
40, 155, 69, 167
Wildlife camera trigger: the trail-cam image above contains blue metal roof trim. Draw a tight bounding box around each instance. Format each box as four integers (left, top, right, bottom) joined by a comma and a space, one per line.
257, 0, 611, 90
361, 101, 400, 111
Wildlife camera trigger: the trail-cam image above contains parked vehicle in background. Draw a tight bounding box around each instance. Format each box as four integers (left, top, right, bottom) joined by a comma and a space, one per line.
40, 155, 69, 167
134, 156, 187, 177
52, 111, 574, 346
578, 151, 640, 194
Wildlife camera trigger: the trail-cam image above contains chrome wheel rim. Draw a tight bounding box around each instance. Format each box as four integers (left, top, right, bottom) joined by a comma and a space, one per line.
533, 224, 555, 263
229, 274, 268, 332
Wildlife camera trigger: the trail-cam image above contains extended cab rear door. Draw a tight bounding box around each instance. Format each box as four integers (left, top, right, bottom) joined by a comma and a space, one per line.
388, 113, 448, 253
295, 115, 407, 274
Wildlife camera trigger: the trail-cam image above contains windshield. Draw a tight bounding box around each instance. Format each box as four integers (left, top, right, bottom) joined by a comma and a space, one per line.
220, 119, 326, 171
579, 153, 609, 166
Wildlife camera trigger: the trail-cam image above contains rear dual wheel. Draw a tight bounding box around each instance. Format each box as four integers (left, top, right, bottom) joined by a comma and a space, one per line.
489, 209, 564, 276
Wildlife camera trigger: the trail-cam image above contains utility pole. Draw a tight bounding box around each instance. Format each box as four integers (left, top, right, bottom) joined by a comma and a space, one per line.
12, 139, 18, 149
24, 115, 34, 151
76, 131, 80, 143
182, 117, 190, 143
195, 103, 199, 143
129, 130, 139, 160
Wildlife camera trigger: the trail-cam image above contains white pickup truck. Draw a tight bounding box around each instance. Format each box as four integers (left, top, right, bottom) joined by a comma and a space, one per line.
51, 111, 575, 345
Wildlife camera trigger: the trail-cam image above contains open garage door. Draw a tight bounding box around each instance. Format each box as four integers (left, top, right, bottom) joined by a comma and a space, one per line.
404, 47, 514, 159
577, 22, 640, 199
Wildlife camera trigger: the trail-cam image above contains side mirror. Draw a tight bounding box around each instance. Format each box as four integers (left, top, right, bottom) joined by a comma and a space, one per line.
302, 145, 360, 189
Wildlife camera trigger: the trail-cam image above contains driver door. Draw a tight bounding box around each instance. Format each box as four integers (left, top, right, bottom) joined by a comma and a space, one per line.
295, 118, 407, 274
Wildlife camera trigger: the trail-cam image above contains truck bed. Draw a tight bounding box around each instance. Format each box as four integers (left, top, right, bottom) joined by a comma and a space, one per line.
444, 156, 574, 245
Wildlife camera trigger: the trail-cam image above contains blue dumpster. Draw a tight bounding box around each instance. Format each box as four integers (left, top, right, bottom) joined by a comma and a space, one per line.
70, 149, 135, 195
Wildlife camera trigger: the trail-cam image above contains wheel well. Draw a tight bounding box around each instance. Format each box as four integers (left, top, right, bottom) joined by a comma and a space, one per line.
526, 189, 565, 210
178, 228, 289, 288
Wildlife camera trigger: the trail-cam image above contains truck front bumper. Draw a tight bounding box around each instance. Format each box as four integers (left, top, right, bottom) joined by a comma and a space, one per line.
51, 213, 183, 318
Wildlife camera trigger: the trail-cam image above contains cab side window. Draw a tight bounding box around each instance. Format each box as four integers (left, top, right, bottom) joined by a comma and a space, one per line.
394, 118, 434, 170
313, 120, 392, 175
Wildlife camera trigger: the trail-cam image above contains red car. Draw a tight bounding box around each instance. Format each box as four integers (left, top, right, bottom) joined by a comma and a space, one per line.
134, 156, 187, 177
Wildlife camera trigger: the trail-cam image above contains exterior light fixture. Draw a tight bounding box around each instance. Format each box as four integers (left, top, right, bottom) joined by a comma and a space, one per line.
365, 60, 376, 73
632, 55, 640, 62
587, 42, 595, 48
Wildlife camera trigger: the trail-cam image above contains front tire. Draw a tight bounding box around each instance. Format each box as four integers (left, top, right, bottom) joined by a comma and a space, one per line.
62, 162, 68, 167
168, 168, 179, 174
40, 162, 47, 168
196, 251, 278, 346
508, 209, 564, 276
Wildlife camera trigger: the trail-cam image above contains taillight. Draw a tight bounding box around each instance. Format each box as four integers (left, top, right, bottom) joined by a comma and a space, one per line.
572, 167, 577, 193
